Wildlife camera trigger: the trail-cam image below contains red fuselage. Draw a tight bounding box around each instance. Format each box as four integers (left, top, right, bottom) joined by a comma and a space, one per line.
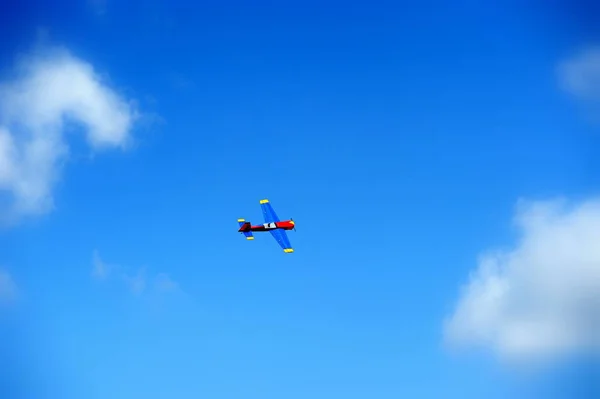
239, 220, 295, 232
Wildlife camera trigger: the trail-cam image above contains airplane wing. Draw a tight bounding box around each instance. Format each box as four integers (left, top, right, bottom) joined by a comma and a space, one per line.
270, 228, 294, 253
260, 199, 280, 223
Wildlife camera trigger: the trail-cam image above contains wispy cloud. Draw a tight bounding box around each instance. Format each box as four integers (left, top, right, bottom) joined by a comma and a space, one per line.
92, 251, 181, 296
92, 249, 112, 280
123, 267, 146, 296
88, 0, 108, 16
0, 45, 138, 225
558, 46, 600, 102
444, 197, 600, 363
168, 72, 194, 91
154, 273, 180, 293
0, 269, 17, 305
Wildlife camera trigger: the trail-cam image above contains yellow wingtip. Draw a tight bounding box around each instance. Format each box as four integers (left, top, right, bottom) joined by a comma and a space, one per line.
237, 218, 245, 222
246, 236, 254, 240
283, 248, 294, 253
259, 199, 269, 204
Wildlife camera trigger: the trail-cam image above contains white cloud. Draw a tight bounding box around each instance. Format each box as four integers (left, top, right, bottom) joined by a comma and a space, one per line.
0, 46, 137, 223
92, 251, 179, 296
154, 273, 179, 293
444, 197, 600, 362
92, 249, 112, 280
0, 269, 17, 304
123, 267, 146, 295
558, 46, 600, 101
88, 0, 108, 15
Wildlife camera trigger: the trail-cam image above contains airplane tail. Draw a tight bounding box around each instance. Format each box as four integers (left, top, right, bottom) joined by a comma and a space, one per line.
237, 219, 254, 240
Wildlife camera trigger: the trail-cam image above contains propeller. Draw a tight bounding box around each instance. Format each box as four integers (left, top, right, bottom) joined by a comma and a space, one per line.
291, 217, 296, 232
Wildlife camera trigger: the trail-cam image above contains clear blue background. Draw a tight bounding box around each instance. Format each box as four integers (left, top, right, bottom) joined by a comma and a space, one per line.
1, 1, 598, 398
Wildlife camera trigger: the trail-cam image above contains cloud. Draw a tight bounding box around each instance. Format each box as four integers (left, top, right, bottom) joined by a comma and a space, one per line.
92, 249, 112, 280
168, 72, 194, 91
88, 0, 108, 15
154, 273, 179, 293
444, 197, 600, 362
92, 251, 180, 296
0, 46, 137, 224
558, 46, 600, 102
123, 267, 146, 295
0, 269, 17, 304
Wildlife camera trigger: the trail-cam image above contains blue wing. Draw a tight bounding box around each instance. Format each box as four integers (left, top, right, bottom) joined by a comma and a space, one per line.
260, 199, 293, 253
260, 199, 280, 223
270, 229, 293, 253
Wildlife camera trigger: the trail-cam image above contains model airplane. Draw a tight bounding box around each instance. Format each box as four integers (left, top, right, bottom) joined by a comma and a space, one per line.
238, 199, 295, 253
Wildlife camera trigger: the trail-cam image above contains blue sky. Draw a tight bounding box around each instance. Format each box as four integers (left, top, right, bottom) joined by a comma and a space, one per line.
1, 1, 599, 398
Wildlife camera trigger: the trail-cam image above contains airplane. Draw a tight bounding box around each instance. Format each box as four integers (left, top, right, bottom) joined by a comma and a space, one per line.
237, 199, 295, 253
